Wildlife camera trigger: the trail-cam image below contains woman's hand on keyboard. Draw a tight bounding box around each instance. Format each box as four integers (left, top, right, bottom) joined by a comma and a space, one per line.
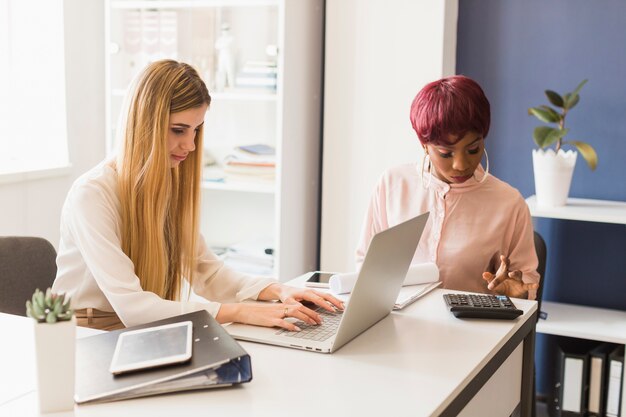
275, 285, 345, 317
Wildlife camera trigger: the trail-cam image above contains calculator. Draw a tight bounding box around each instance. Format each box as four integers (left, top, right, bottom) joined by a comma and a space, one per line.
443, 293, 523, 320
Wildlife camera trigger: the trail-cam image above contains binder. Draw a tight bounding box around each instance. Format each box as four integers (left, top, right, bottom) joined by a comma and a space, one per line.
606, 345, 625, 417
74, 310, 252, 404
551, 338, 599, 417
587, 343, 617, 417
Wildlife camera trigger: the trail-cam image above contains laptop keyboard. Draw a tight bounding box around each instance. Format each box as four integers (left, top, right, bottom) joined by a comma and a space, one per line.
275, 308, 343, 341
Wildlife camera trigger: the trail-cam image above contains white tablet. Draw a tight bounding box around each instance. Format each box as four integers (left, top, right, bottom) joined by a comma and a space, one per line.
109, 321, 193, 375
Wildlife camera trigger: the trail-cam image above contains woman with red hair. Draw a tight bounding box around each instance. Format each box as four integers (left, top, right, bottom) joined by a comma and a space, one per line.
356, 75, 540, 299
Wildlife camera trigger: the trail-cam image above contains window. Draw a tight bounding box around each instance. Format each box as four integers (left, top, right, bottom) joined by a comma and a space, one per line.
0, 0, 69, 176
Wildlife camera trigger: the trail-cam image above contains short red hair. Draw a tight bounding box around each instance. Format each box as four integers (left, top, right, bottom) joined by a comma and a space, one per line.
409, 75, 490, 145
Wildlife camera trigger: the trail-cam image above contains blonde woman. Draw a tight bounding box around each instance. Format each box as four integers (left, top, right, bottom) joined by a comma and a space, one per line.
53, 60, 342, 331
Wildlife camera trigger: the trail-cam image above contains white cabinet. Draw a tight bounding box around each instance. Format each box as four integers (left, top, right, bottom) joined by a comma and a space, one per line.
526, 195, 626, 415
105, 0, 324, 279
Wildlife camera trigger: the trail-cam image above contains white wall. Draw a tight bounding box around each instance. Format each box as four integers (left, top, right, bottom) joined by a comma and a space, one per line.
321, 0, 458, 272
0, 0, 105, 249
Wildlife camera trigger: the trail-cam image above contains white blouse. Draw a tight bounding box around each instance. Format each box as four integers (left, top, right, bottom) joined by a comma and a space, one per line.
52, 160, 276, 327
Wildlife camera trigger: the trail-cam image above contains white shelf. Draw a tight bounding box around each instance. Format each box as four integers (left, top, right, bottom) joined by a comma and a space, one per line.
111, 0, 278, 9
526, 195, 626, 225
537, 301, 626, 344
201, 180, 274, 194
111, 89, 277, 102
212, 90, 277, 102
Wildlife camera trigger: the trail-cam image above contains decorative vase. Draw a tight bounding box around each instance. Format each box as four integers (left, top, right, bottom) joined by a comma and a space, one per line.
33, 316, 76, 413
532, 149, 577, 207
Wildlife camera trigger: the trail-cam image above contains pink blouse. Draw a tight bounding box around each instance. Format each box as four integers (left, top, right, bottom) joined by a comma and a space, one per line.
356, 163, 540, 299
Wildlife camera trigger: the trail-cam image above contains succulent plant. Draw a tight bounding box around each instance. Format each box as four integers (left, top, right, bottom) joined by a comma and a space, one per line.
26, 288, 73, 323
528, 79, 598, 170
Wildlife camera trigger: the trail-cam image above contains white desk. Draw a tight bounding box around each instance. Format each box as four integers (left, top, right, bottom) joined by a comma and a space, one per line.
0, 289, 537, 417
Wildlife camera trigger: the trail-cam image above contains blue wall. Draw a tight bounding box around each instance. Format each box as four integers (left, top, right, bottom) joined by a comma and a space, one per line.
456, 0, 626, 396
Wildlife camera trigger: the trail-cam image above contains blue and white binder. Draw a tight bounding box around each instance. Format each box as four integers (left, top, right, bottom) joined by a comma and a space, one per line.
74, 310, 252, 404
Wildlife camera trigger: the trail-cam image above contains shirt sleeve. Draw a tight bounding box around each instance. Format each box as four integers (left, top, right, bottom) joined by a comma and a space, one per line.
190, 235, 277, 306
507, 198, 541, 300
65, 182, 275, 327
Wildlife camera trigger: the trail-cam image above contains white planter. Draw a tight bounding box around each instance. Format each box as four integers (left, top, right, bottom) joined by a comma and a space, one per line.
532, 149, 577, 207
33, 316, 76, 413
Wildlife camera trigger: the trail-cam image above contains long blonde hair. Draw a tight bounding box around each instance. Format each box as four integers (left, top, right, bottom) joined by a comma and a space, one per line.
116, 60, 210, 300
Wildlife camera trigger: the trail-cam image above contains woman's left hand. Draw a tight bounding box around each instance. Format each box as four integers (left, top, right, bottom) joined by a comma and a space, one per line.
482, 255, 539, 299
259, 283, 345, 313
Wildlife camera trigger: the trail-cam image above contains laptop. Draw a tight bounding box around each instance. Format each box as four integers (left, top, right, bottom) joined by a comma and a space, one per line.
226, 211, 430, 353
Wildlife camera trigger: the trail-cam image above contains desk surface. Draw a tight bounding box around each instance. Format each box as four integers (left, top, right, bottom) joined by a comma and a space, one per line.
0, 289, 536, 417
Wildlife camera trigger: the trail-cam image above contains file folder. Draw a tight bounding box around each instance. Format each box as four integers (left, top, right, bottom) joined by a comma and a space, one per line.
588, 343, 617, 417
606, 345, 624, 417
74, 310, 252, 404
552, 338, 598, 417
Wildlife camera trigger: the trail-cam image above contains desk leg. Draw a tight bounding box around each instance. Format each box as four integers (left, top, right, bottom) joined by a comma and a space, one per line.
521, 325, 536, 417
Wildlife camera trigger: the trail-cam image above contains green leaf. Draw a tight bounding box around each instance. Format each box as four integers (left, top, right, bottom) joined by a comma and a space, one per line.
563, 93, 580, 110
545, 90, 564, 107
46, 313, 58, 324
533, 127, 570, 148
567, 140, 598, 170
35, 290, 45, 307
528, 106, 561, 123
533, 126, 557, 148
571, 79, 588, 97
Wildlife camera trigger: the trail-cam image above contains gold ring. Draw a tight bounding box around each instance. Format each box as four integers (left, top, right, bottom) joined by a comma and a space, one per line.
283, 307, 289, 318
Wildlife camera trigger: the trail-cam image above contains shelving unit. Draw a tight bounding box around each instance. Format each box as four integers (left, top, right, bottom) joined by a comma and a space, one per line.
105, 0, 324, 279
527, 195, 626, 414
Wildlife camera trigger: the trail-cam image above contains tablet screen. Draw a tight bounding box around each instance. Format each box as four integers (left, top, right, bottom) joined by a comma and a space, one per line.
109, 321, 193, 375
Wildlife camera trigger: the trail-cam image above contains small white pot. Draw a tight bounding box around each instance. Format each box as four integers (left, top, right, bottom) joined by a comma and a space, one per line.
33, 316, 76, 413
532, 149, 577, 207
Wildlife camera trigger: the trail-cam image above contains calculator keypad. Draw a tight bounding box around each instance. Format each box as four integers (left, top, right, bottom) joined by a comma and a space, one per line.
443, 294, 523, 319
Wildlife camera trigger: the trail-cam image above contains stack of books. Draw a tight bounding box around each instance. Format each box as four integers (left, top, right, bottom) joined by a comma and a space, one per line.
235, 61, 277, 90
222, 144, 276, 182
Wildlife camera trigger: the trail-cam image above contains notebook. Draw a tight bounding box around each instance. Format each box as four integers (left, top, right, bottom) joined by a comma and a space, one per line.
226, 211, 430, 353
74, 310, 252, 404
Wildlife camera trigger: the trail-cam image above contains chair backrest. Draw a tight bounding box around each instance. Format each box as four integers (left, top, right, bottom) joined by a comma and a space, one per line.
0, 236, 57, 316
533, 231, 547, 321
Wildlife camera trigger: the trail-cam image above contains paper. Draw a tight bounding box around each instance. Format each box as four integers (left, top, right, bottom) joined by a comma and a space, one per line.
329, 262, 439, 295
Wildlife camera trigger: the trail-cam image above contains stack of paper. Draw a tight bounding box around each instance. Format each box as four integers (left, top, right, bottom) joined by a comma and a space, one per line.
222, 144, 276, 181
329, 262, 441, 310
235, 61, 277, 90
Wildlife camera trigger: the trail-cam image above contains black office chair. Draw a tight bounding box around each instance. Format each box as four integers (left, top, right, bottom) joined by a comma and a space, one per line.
532, 231, 548, 417
0, 236, 58, 316
533, 231, 547, 321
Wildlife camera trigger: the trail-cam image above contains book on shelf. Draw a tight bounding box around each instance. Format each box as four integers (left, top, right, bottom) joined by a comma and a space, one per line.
588, 342, 619, 417
550, 337, 601, 417
235, 61, 277, 90
606, 345, 624, 417
236, 143, 275, 156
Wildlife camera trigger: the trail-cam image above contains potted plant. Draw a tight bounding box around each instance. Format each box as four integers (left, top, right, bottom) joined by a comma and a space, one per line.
26, 288, 76, 413
528, 79, 598, 206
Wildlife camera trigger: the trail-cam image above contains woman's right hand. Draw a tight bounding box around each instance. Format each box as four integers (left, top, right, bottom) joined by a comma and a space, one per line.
216, 302, 330, 332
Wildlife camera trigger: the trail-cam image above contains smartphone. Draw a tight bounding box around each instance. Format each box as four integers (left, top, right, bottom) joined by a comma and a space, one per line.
304, 271, 336, 288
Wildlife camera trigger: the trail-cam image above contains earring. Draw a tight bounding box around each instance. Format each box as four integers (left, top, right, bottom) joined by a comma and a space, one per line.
421, 151, 432, 189
475, 148, 490, 183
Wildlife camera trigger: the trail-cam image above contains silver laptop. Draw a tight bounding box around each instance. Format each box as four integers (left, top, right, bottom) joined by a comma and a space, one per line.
226, 212, 430, 353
